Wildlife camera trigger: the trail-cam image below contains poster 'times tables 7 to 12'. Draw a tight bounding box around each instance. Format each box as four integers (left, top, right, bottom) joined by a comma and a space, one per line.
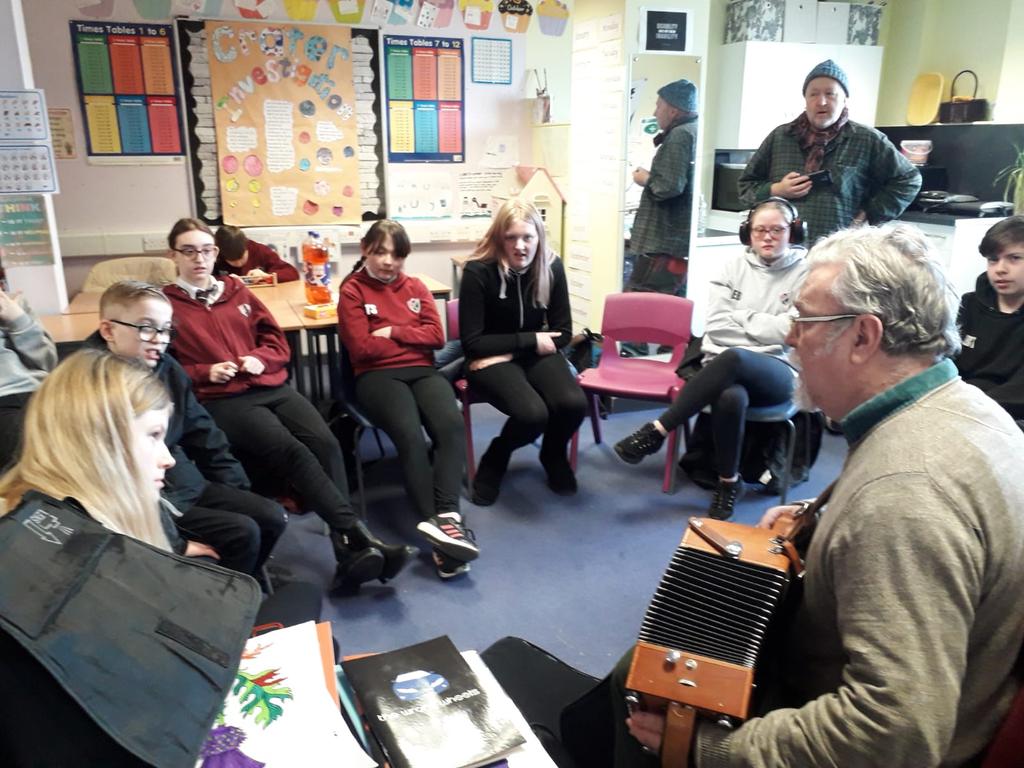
206, 20, 362, 226
385, 36, 465, 163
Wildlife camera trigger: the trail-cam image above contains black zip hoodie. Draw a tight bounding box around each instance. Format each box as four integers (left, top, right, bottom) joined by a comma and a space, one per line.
458, 256, 573, 361
955, 271, 1024, 419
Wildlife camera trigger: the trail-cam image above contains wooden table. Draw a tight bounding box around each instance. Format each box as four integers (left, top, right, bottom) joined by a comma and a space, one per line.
47, 274, 451, 400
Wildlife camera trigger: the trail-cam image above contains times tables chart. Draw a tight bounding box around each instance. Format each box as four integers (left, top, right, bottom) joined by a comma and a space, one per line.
385, 36, 464, 163
69, 20, 185, 158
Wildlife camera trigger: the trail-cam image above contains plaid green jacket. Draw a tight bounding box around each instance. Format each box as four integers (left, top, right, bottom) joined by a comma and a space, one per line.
629, 118, 697, 257
738, 120, 921, 244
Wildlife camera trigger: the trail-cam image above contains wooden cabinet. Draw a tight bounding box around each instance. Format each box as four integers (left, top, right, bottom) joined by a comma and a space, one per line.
714, 41, 883, 150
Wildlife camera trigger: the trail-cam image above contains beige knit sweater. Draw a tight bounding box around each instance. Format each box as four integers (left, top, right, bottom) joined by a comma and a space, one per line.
697, 377, 1024, 767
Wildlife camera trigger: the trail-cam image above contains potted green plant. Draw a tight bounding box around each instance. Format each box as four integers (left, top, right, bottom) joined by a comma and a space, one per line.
996, 144, 1024, 215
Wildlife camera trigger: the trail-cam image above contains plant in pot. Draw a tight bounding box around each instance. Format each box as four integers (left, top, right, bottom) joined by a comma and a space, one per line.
996, 144, 1024, 215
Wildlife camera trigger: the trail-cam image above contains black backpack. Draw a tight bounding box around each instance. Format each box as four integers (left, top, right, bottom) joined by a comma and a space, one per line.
678, 410, 824, 494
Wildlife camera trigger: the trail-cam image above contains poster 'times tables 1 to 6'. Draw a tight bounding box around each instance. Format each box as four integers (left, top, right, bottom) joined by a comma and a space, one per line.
206, 20, 362, 226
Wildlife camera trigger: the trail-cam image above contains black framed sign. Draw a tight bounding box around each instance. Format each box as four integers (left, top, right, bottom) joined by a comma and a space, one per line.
640, 9, 690, 55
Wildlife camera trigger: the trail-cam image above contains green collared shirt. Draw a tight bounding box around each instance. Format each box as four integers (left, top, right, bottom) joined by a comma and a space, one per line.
841, 358, 957, 444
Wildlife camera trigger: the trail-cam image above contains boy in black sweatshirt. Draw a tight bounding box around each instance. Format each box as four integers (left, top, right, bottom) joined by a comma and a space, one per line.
955, 215, 1024, 428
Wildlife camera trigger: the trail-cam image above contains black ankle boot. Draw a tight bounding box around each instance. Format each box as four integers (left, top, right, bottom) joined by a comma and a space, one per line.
329, 531, 384, 593
472, 439, 511, 506
540, 445, 577, 496
346, 521, 414, 582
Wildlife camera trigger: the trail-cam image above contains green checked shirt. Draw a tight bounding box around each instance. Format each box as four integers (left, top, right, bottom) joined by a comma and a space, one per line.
738, 119, 921, 244
629, 117, 697, 258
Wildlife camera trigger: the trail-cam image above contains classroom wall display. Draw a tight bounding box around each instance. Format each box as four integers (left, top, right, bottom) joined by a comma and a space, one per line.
204, 19, 363, 226
68, 20, 185, 158
470, 37, 512, 84
178, 19, 384, 225
384, 35, 465, 163
0, 195, 54, 267
0, 90, 59, 196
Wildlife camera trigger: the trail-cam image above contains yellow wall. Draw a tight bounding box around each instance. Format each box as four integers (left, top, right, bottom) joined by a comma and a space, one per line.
876, 0, 1020, 125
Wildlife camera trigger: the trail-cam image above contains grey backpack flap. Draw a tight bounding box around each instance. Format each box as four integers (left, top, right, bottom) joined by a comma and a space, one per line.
0, 491, 261, 768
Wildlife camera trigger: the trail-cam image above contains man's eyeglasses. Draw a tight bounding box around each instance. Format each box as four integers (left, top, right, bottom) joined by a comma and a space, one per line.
172, 245, 219, 259
110, 319, 177, 342
790, 313, 859, 325
752, 226, 788, 237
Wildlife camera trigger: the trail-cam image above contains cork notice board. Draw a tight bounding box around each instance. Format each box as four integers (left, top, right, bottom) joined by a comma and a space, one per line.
205, 19, 363, 226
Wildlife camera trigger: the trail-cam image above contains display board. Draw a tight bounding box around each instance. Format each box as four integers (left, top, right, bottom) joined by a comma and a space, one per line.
176, 18, 384, 226
68, 19, 185, 158
205, 19, 362, 226
384, 35, 465, 163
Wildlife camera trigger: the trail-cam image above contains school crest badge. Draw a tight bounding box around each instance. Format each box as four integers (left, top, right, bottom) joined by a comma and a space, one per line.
238, 303, 251, 317
407, 297, 421, 313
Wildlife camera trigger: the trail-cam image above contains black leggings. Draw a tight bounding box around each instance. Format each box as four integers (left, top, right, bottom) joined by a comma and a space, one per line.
204, 386, 356, 532
467, 353, 587, 461
355, 366, 464, 520
659, 348, 794, 478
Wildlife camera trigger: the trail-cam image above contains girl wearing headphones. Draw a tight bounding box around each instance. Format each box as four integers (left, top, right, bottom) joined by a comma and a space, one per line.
614, 198, 809, 520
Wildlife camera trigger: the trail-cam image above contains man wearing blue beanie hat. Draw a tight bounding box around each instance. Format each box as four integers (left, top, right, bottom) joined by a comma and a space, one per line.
738, 59, 920, 243
623, 78, 699, 353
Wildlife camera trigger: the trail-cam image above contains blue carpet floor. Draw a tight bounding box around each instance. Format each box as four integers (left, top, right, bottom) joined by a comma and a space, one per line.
271, 402, 847, 677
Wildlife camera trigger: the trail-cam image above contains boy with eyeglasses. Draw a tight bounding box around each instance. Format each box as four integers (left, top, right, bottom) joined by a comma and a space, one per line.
0, 284, 57, 469
87, 280, 287, 581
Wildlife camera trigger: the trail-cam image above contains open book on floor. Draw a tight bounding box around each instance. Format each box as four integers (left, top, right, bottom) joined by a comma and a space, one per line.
342, 636, 527, 768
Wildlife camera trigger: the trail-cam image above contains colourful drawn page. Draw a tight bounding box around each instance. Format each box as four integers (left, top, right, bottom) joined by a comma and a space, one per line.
197, 622, 374, 768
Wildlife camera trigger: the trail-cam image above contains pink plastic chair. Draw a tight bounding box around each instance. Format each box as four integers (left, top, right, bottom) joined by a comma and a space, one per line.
570, 293, 694, 493
446, 299, 485, 487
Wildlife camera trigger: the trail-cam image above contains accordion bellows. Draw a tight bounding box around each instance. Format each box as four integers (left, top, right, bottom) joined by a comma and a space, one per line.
628, 518, 796, 720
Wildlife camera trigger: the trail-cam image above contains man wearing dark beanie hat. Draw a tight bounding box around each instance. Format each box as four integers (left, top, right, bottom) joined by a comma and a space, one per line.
739, 59, 920, 244
622, 78, 698, 353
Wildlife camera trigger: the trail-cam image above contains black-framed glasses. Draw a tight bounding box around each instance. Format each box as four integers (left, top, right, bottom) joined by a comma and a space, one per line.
109, 319, 176, 342
172, 245, 219, 259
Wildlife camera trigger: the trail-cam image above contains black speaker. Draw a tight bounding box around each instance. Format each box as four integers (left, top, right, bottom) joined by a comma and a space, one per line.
738, 197, 806, 246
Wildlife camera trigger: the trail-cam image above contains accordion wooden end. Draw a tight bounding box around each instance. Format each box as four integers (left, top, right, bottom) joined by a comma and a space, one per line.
626, 516, 798, 729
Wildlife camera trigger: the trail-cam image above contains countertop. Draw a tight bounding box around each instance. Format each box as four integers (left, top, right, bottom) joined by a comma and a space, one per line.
898, 209, 1008, 227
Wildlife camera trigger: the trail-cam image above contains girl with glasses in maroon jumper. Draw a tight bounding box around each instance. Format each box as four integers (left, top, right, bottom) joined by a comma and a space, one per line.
614, 198, 809, 520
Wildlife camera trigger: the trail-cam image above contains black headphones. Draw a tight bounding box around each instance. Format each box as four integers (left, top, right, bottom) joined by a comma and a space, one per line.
738, 197, 806, 246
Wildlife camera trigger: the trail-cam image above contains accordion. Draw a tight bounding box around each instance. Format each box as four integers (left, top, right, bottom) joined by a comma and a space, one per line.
625, 515, 806, 765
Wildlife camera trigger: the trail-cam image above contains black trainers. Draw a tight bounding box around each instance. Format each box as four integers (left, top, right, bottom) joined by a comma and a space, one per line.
433, 548, 471, 580
708, 478, 746, 521
614, 422, 665, 464
417, 513, 480, 561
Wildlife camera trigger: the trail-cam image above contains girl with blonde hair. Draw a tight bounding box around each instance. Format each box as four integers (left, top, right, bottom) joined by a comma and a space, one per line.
0, 348, 265, 766
458, 199, 586, 505
0, 348, 173, 548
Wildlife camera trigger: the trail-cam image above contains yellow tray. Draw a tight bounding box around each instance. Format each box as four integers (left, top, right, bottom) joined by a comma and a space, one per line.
906, 72, 944, 126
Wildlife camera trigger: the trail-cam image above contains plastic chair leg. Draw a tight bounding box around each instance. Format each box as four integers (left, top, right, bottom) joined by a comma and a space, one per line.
353, 424, 368, 521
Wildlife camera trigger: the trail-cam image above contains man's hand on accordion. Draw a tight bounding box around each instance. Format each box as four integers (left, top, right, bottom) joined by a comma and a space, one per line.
757, 500, 813, 533
626, 709, 665, 754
